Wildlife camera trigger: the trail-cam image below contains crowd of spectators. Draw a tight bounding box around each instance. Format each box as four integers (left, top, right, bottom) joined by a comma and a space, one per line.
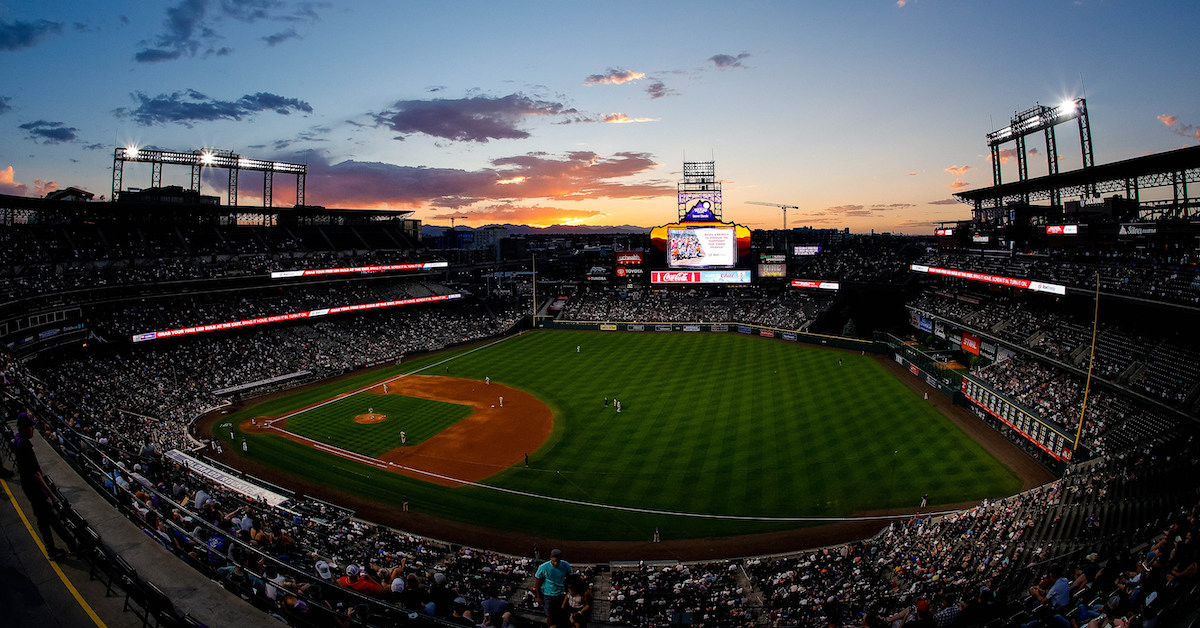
32, 296, 522, 454
789, 239, 922, 284
4, 318, 1199, 628
559, 286, 828, 331
916, 249, 1200, 307
907, 289, 1200, 410
0, 222, 427, 303
606, 561, 750, 627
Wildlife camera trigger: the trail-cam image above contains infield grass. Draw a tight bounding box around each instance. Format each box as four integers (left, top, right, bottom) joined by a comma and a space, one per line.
221, 330, 1022, 541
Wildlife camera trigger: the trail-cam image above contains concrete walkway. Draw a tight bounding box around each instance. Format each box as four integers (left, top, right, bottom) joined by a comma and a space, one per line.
1, 432, 277, 627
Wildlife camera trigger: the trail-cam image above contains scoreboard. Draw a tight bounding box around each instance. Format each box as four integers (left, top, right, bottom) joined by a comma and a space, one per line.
961, 375, 1076, 461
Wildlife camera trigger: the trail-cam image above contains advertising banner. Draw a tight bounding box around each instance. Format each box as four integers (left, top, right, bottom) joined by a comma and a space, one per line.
759, 329, 775, 338
909, 264, 1065, 295
616, 251, 644, 265
758, 263, 786, 278
600, 324, 617, 331
683, 325, 701, 332
711, 324, 728, 332
627, 324, 645, 331
790, 279, 840, 290
655, 325, 673, 331
737, 325, 752, 334
134, 293, 461, 342
271, 261, 448, 279
918, 315, 933, 333
782, 332, 797, 341
962, 332, 981, 355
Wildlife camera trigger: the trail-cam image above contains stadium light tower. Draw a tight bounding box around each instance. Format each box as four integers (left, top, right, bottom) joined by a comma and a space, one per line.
747, 201, 799, 230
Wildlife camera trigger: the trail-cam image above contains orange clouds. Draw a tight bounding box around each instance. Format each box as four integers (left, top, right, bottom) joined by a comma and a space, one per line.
584, 68, 646, 85
1158, 114, 1200, 140
603, 113, 656, 124
944, 165, 971, 190
431, 203, 606, 227
0, 166, 28, 196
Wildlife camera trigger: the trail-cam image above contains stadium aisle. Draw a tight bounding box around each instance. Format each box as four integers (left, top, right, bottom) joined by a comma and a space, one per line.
1, 476, 127, 627
1, 434, 281, 627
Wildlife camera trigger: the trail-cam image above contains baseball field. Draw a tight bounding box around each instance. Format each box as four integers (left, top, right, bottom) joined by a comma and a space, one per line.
213, 330, 1023, 543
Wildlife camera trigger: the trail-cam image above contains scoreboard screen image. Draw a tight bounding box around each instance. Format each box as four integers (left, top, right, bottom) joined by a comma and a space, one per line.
667, 226, 737, 268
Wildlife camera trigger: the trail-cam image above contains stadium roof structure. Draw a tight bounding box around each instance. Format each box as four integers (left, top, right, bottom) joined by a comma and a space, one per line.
0, 191, 415, 227
954, 145, 1200, 222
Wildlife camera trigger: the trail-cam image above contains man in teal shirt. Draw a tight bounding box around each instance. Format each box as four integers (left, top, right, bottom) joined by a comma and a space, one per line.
535, 549, 571, 627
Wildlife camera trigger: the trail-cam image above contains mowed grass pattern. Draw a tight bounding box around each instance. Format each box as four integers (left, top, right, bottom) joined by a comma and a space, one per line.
226, 330, 1022, 541
284, 392, 472, 457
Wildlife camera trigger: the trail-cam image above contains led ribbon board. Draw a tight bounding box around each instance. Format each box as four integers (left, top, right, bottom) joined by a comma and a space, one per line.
132, 293, 462, 342
271, 261, 448, 279
910, 264, 1065, 295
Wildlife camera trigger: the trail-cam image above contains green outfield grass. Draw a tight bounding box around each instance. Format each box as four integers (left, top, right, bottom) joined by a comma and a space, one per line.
220, 330, 1022, 541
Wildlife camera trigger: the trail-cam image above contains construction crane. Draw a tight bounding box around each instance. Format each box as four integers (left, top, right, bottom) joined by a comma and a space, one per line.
747, 201, 798, 230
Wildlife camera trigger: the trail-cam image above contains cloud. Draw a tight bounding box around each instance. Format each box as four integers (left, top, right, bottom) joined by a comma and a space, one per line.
0, 96, 11, 115
35, 179, 58, 197
928, 198, 960, 205
0, 166, 27, 196
584, 68, 645, 86
604, 113, 657, 124
303, 150, 670, 209
0, 19, 64, 51
645, 82, 675, 99
948, 178, 970, 190
709, 53, 750, 69
1158, 113, 1200, 140
262, 28, 299, 46
868, 203, 915, 211
896, 0, 907, 7
135, 0, 209, 62
115, 89, 313, 125
431, 203, 607, 227
944, 165, 971, 175
19, 120, 79, 144
991, 148, 1021, 164
373, 94, 576, 143
135, 0, 324, 62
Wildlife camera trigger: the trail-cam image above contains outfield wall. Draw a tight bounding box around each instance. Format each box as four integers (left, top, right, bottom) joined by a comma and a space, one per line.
551, 319, 884, 353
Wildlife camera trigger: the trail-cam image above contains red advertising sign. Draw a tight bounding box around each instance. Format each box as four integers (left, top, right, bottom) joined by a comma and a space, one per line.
271, 261, 448, 279
616, 251, 644, 265
133, 293, 462, 342
789, 279, 841, 290
1045, 225, 1079, 235
909, 265, 1065, 295
651, 271, 700, 283
962, 332, 980, 355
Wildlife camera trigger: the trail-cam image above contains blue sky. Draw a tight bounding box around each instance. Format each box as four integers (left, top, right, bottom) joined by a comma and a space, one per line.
1, 1, 1197, 233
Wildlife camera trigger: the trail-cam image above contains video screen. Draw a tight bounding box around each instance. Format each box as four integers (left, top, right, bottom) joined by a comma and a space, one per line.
667, 226, 737, 268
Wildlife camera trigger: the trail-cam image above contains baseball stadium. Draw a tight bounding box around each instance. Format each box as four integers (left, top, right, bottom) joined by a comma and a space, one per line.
4, 119, 1200, 628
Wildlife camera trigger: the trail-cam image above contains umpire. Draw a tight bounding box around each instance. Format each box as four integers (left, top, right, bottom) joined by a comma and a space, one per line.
14, 411, 74, 560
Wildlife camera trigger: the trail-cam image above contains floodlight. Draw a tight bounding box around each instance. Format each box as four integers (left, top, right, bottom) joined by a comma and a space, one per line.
126, 145, 140, 159
200, 151, 214, 165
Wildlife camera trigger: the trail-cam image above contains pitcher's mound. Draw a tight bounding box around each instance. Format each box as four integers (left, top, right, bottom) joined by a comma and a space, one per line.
354, 413, 388, 424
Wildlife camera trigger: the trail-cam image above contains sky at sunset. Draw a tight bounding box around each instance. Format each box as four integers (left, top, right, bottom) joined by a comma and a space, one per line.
1, 1, 1197, 234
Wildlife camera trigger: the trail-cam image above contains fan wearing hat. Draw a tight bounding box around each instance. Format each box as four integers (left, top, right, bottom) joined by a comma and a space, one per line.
339, 562, 384, 596
535, 549, 571, 628
13, 410, 76, 560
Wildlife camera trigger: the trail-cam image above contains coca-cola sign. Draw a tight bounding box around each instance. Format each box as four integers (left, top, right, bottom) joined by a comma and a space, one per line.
651, 271, 700, 283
